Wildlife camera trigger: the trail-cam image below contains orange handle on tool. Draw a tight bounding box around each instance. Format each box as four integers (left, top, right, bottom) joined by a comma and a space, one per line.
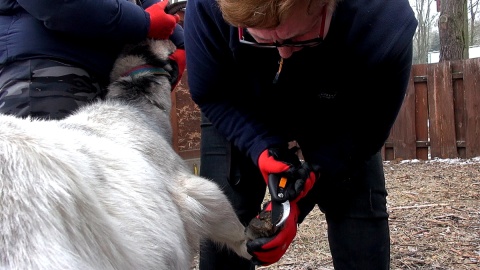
268, 174, 288, 202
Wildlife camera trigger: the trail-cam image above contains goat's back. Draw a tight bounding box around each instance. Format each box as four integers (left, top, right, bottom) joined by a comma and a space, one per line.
0, 109, 194, 269
0, 38, 250, 269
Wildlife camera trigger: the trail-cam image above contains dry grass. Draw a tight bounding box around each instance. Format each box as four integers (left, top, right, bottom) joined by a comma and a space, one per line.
261, 158, 480, 270
193, 158, 480, 269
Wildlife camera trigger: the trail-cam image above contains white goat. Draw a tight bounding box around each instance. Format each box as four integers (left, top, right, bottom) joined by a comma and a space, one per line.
0, 39, 251, 269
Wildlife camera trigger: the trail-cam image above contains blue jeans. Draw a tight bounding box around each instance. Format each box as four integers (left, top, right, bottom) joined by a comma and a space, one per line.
198, 113, 390, 270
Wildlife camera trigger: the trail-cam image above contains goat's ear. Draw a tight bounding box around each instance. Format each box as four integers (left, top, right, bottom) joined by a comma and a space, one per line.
148, 39, 177, 61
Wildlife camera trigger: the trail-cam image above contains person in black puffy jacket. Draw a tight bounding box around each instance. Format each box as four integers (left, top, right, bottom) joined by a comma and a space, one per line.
184, 0, 418, 268
0, 0, 185, 119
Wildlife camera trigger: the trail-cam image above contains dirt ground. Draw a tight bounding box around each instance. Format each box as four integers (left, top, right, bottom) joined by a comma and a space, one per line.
193, 158, 480, 269
257, 158, 480, 270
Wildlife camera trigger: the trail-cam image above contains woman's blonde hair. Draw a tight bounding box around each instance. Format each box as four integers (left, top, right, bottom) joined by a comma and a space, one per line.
217, 0, 333, 28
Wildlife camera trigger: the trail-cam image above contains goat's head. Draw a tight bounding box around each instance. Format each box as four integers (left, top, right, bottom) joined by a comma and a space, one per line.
106, 39, 177, 111
109, 39, 177, 85
108, 1, 185, 96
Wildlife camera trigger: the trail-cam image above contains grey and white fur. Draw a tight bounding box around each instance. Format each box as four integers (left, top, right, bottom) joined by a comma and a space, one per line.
0, 39, 251, 269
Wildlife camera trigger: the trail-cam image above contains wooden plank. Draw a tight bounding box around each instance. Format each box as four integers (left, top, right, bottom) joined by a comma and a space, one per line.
380, 145, 385, 160
428, 61, 458, 158
172, 70, 194, 153
463, 58, 480, 158
383, 120, 394, 160
451, 60, 466, 158
382, 145, 394, 161
413, 64, 429, 160
171, 84, 180, 153
178, 149, 201, 160
390, 66, 417, 160
174, 71, 202, 156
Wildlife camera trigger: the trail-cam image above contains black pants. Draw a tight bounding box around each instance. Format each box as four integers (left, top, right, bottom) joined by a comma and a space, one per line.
198, 114, 390, 270
0, 59, 104, 120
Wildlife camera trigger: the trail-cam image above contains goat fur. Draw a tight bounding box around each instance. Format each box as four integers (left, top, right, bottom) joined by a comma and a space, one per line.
0, 39, 251, 269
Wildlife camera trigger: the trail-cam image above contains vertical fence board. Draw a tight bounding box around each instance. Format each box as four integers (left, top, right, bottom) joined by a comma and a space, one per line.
171, 89, 179, 153
172, 70, 202, 160
381, 143, 388, 160
428, 62, 458, 158
463, 58, 480, 158
390, 68, 417, 159
382, 140, 394, 161
451, 61, 466, 158
413, 64, 429, 160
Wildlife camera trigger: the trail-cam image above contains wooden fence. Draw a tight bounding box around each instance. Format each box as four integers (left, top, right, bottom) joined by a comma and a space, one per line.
171, 58, 480, 162
383, 57, 480, 160
170, 71, 201, 161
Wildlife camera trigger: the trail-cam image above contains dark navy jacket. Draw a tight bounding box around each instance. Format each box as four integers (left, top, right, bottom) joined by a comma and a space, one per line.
0, 0, 160, 84
184, 0, 418, 179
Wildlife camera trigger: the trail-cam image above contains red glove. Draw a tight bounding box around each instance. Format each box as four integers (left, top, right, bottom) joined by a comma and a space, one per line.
247, 201, 299, 266
145, 0, 180, 40
288, 162, 318, 203
257, 147, 298, 184
258, 148, 319, 203
168, 48, 186, 90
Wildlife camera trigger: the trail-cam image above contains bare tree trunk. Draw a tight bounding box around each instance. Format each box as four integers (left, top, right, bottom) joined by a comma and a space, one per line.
464, 0, 470, 57
468, 0, 479, 45
414, 0, 437, 63
438, 0, 468, 61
